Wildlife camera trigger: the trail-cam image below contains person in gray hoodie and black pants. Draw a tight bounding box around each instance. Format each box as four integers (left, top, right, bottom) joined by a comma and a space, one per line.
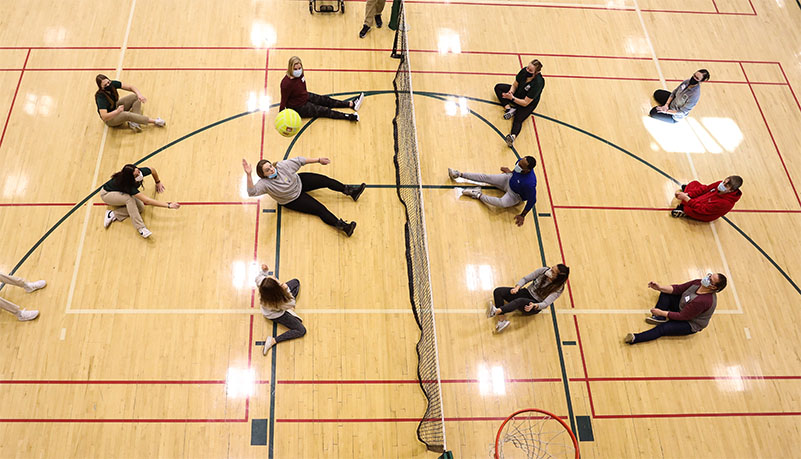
487, 264, 570, 333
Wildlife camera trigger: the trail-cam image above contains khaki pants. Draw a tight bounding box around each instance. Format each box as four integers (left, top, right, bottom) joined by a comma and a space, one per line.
100, 189, 146, 230
0, 272, 28, 315
105, 94, 149, 127
364, 0, 386, 27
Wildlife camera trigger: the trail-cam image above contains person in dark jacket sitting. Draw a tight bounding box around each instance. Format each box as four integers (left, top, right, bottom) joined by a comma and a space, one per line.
625, 273, 726, 344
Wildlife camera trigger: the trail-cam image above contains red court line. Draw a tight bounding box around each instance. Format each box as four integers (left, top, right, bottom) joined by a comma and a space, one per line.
276, 416, 530, 423
91, 201, 257, 206
711, 0, 720, 13
740, 63, 801, 208
0, 380, 225, 384
778, 62, 801, 115
0, 418, 248, 423
572, 375, 801, 382
0, 46, 119, 50
0, 49, 30, 152
552, 205, 801, 214
594, 411, 801, 419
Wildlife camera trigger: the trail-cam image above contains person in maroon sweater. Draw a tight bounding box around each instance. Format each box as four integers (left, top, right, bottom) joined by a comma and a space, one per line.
279, 56, 363, 122
671, 176, 743, 221
625, 274, 726, 344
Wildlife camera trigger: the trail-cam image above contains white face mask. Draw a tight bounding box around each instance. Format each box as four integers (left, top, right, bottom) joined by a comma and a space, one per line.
292, 69, 303, 78
513, 165, 523, 173
701, 273, 713, 288
134, 174, 144, 182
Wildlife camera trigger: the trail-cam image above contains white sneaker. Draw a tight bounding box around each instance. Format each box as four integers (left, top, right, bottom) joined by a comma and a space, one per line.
263, 337, 275, 355
103, 210, 116, 229
353, 92, 365, 111
448, 168, 461, 180
128, 122, 142, 132
17, 309, 39, 321
24, 280, 46, 293
154, 118, 166, 127
462, 187, 482, 199
486, 300, 496, 318
139, 227, 152, 238
495, 320, 510, 333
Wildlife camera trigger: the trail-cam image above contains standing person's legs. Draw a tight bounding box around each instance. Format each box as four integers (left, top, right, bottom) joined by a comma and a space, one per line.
631, 321, 694, 344
283, 193, 340, 227
298, 172, 345, 193
100, 189, 147, 231
364, 0, 379, 26
272, 312, 307, 343
307, 93, 351, 109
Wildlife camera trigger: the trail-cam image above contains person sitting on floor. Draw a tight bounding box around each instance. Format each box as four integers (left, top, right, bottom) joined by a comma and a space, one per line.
671, 176, 743, 221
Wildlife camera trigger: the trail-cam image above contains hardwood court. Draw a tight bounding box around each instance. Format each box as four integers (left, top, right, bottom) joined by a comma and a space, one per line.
1, 0, 801, 457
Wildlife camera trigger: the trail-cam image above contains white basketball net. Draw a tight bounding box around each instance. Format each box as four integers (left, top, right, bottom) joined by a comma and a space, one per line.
491, 410, 578, 459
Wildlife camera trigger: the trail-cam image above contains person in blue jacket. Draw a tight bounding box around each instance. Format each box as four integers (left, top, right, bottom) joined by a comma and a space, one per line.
448, 156, 538, 227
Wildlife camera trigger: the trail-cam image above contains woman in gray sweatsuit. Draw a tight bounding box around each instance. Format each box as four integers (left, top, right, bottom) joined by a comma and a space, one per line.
488, 264, 570, 333
256, 264, 305, 355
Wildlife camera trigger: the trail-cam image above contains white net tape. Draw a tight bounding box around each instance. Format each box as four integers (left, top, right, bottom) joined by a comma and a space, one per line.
491, 410, 578, 459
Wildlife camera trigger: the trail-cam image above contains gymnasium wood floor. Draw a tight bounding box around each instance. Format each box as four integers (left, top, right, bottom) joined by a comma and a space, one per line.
1, 0, 801, 457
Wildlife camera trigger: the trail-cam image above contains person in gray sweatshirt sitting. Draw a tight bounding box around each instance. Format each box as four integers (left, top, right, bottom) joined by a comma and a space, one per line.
487, 264, 570, 333
256, 264, 304, 355
649, 69, 709, 123
242, 156, 365, 237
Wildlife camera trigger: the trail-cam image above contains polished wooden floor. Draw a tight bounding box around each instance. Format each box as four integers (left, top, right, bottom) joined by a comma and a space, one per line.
1, 0, 801, 457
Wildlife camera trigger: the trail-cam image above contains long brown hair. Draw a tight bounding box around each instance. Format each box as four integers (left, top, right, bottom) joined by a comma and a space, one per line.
258, 277, 293, 308
534, 264, 569, 298
95, 74, 118, 108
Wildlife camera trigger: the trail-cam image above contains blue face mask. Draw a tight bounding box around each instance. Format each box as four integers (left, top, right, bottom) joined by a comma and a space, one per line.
267, 172, 278, 179
292, 69, 303, 78
513, 165, 523, 173
717, 182, 729, 193
701, 273, 713, 288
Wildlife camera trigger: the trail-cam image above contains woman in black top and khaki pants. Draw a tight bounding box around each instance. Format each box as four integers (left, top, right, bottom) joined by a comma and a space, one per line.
94, 74, 165, 132
494, 59, 545, 147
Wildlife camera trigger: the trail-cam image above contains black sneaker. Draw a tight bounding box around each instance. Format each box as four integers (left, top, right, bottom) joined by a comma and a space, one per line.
670, 208, 685, 218
645, 315, 668, 325
359, 25, 370, 38
503, 108, 516, 120
375, 15, 383, 28
681, 184, 687, 192
344, 183, 366, 201
343, 221, 356, 237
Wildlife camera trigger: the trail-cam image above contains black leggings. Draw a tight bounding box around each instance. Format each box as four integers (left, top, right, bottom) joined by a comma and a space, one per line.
273, 279, 306, 343
290, 93, 351, 119
493, 286, 540, 316
632, 292, 695, 343
649, 89, 678, 123
494, 83, 538, 136
282, 172, 345, 227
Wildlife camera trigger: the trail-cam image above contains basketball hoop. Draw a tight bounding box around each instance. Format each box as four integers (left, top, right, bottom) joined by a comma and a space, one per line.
492, 409, 579, 459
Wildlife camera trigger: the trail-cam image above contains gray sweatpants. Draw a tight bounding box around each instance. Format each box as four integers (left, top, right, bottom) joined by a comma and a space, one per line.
461, 172, 522, 208
0, 272, 28, 316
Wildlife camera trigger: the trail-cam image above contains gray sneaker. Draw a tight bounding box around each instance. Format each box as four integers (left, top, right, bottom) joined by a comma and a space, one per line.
128, 122, 142, 132
503, 108, 516, 120
495, 320, 510, 333
505, 134, 516, 147
486, 301, 496, 318
448, 168, 461, 180
462, 187, 482, 199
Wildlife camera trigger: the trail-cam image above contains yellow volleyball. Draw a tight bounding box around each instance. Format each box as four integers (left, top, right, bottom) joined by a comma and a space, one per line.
274, 109, 302, 137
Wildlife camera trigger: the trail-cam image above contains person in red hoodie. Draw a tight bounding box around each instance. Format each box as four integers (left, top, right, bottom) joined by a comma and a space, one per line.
670, 175, 743, 221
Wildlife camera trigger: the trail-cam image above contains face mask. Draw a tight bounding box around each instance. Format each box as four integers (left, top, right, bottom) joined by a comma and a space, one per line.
688, 77, 699, 86
105, 84, 114, 92
545, 268, 556, 280
717, 182, 729, 193
134, 174, 144, 182
292, 69, 303, 78
267, 172, 278, 179
513, 165, 523, 173
701, 274, 713, 288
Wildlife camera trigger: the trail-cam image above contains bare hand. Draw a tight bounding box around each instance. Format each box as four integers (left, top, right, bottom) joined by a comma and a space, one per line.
514, 215, 525, 227
155, 182, 166, 193
502, 92, 514, 100
650, 308, 668, 318
648, 281, 659, 290
167, 202, 181, 209
676, 192, 690, 202
318, 157, 331, 165
261, 264, 269, 272
510, 286, 520, 294
242, 159, 252, 174
137, 95, 147, 103
500, 166, 512, 173
524, 302, 535, 312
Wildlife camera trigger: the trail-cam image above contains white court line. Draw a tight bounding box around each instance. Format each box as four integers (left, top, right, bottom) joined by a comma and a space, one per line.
634, 0, 743, 314
64, 307, 744, 315
65, 0, 138, 313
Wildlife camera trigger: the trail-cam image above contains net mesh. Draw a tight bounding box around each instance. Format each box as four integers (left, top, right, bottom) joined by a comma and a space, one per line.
492, 411, 579, 459
391, 1, 446, 453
